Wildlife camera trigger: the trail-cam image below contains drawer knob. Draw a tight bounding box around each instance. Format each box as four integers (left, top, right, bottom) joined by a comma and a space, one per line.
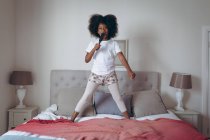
24, 118, 27, 121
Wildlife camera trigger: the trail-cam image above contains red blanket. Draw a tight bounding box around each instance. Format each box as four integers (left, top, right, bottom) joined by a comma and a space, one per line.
14, 118, 207, 140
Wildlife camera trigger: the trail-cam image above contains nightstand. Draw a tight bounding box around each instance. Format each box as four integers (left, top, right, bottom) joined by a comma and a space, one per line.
8, 107, 38, 130
170, 109, 201, 132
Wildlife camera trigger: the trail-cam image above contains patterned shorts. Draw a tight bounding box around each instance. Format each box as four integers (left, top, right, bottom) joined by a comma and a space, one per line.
88, 72, 118, 86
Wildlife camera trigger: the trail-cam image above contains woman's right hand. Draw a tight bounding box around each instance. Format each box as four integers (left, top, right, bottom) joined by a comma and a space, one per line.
95, 43, 100, 50
85, 43, 101, 63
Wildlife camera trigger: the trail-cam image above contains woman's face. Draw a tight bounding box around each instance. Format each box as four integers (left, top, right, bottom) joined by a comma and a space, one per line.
98, 23, 108, 38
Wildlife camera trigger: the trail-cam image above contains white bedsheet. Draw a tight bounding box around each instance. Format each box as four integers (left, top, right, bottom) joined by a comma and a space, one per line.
77, 110, 180, 122
136, 110, 180, 121
33, 104, 180, 121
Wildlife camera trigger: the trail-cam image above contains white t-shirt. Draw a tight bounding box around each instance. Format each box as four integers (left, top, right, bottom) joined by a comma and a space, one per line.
86, 38, 121, 75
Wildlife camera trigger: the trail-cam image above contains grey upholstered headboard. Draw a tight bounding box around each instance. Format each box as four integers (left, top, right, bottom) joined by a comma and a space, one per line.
50, 70, 160, 105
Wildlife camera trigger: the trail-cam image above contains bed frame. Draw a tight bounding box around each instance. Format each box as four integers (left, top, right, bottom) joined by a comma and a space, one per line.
50, 70, 160, 105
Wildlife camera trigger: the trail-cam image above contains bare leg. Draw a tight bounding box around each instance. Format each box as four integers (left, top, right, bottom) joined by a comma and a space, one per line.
122, 111, 130, 119
70, 111, 79, 122
108, 83, 130, 119
70, 81, 99, 122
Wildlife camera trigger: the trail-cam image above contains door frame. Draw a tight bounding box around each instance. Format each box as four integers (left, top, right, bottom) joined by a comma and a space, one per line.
202, 26, 210, 136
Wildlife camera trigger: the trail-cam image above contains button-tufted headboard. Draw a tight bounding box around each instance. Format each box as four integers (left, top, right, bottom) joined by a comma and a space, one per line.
50, 70, 160, 105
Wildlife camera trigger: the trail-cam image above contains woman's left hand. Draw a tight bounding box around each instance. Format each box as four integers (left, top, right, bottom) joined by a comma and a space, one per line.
128, 71, 136, 80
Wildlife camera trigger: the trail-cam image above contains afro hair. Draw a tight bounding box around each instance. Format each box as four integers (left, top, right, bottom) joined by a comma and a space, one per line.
88, 14, 118, 40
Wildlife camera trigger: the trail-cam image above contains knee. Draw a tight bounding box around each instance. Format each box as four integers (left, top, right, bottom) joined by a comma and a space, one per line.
113, 95, 123, 103
83, 96, 92, 105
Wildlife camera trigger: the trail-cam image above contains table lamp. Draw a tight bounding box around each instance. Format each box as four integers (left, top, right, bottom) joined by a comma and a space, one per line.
9, 71, 33, 108
170, 72, 192, 111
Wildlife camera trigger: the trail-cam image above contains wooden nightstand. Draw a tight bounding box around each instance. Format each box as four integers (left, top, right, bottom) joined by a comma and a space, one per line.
8, 107, 38, 130
170, 109, 201, 132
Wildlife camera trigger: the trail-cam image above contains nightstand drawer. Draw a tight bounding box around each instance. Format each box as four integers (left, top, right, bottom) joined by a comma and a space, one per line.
176, 114, 197, 127
169, 109, 201, 132
8, 107, 38, 130
13, 112, 30, 126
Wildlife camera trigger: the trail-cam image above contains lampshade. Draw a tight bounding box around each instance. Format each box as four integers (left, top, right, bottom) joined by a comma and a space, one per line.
170, 72, 192, 89
9, 71, 33, 85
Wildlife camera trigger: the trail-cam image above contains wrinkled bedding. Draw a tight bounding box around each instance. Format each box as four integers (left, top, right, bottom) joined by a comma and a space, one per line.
0, 105, 207, 140
1, 118, 207, 140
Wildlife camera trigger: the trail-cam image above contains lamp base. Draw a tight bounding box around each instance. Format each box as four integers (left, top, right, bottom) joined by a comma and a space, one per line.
16, 104, 26, 108
16, 86, 26, 109
175, 106, 184, 111
175, 89, 185, 111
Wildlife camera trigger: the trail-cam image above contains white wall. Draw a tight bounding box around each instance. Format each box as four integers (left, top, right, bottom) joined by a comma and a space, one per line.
15, 0, 210, 118
0, 0, 16, 135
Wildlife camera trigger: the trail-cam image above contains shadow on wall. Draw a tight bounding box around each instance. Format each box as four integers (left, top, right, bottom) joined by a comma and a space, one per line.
161, 92, 176, 109
128, 26, 163, 71
158, 72, 175, 108
163, 74, 197, 110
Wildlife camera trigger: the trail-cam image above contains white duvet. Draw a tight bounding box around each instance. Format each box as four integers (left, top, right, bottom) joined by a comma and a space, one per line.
33, 104, 180, 121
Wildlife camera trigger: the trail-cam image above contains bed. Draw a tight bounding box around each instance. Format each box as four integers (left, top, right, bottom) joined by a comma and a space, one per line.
0, 70, 207, 140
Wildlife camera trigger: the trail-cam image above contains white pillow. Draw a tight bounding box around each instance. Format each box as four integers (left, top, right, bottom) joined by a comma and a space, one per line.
94, 90, 133, 116
136, 110, 180, 121
77, 114, 124, 122
131, 89, 167, 118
